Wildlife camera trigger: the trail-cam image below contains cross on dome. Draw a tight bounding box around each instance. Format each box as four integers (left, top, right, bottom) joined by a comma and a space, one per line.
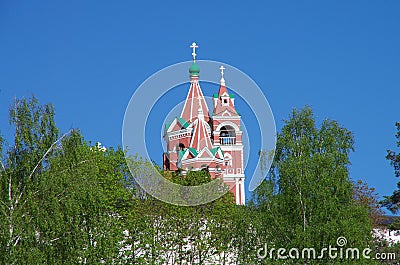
219, 65, 225, 78
190, 42, 198, 61
219, 65, 226, 86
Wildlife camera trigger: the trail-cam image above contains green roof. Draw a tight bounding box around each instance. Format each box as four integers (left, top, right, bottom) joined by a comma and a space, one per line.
165, 122, 171, 130
213, 93, 218, 98
229, 94, 234, 98
177, 117, 189, 128
189, 62, 200, 76
178, 148, 198, 159
187, 147, 198, 156
210, 147, 224, 156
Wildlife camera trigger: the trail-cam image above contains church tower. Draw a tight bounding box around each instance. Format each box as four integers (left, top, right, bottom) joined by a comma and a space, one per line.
211, 66, 245, 205
163, 43, 245, 205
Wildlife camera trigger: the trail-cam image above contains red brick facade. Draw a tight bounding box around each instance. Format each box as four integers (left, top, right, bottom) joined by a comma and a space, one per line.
163, 60, 245, 205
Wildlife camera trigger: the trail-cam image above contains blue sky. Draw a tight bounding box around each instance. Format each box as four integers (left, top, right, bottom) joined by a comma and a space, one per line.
1, 1, 399, 209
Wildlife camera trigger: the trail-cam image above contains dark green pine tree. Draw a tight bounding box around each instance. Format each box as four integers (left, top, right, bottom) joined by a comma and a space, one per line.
382, 121, 400, 214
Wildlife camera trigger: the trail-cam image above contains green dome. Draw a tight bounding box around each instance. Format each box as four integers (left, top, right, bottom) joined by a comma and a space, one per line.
189, 62, 200, 76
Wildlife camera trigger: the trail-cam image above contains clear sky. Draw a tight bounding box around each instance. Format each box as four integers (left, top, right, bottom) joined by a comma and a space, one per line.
1, 1, 399, 209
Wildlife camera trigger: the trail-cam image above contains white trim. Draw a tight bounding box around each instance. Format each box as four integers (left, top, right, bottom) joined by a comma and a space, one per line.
167, 128, 192, 138
222, 174, 245, 181
235, 178, 239, 204
222, 109, 232, 116
189, 118, 212, 149
214, 131, 243, 137
180, 80, 210, 123
213, 116, 241, 120
224, 153, 232, 166
179, 148, 192, 160
215, 121, 240, 132
218, 145, 244, 151
222, 96, 229, 107
182, 156, 224, 163
221, 91, 229, 97
241, 178, 245, 205
197, 147, 214, 158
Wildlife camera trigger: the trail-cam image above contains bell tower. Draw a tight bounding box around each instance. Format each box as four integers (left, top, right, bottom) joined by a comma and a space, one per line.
212, 66, 245, 205
163, 42, 246, 205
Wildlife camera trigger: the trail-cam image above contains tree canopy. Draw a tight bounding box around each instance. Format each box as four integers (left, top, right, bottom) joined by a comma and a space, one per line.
382, 121, 400, 214
0, 98, 388, 264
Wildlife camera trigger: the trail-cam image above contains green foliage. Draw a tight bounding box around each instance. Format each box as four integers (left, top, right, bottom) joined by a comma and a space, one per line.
388, 217, 400, 231
353, 180, 384, 227
0, 96, 131, 264
8, 96, 59, 176
0, 131, 4, 171
0, 98, 382, 264
382, 121, 400, 214
252, 106, 374, 264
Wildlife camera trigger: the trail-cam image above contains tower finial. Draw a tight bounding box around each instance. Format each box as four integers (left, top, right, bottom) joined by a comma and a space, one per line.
219, 65, 225, 78
190, 42, 198, 62
197, 96, 204, 120
219, 65, 226, 86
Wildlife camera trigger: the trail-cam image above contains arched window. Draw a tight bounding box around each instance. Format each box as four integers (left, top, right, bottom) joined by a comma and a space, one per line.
201, 164, 209, 172
224, 153, 232, 167
220, 125, 236, 145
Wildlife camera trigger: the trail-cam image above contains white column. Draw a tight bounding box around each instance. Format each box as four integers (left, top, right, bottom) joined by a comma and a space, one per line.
235, 178, 239, 205
240, 178, 245, 205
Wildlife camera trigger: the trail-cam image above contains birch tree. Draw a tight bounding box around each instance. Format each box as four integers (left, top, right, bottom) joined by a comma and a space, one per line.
253, 107, 373, 263
0, 96, 129, 264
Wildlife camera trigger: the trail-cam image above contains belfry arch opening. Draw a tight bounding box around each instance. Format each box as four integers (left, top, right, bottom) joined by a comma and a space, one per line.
219, 125, 236, 145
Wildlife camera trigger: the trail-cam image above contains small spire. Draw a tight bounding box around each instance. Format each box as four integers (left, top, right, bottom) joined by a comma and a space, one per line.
190, 42, 198, 62
219, 65, 226, 86
197, 96, 204, 120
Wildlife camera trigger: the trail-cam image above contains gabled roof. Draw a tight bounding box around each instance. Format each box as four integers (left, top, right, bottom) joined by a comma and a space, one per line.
176, 117, 190, 128
166, 116, 190, 133
213, 81, 238, 117
210, 146, 224, 156
178, 147, 199, 160
218, 84, 229, 98
214, 107, 239, 117
198, 147, 214, 158
187, 147, 198, 157
179, 147, 199, 161
180, 146, 224, 162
